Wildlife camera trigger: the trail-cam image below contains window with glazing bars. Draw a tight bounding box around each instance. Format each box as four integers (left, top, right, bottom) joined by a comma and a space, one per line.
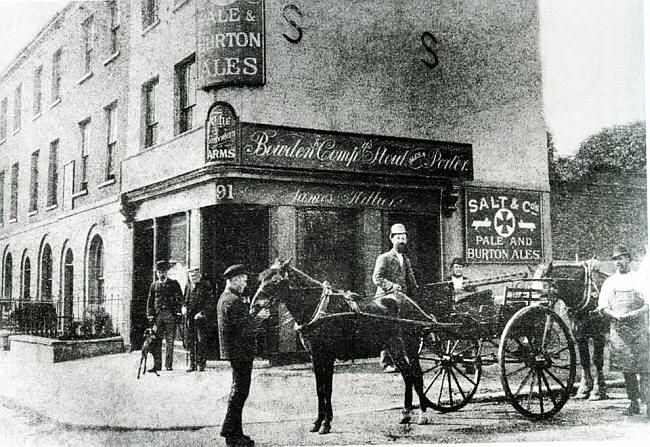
82, 15, 94, 74
10, 163, 19, 220
79, 119, 90, 190
13, 84, 21, 131
142, 0, 158, 29
109, 1, 120, 55
29, 151, 39, 212
105, 104, 117, 180
52, 49, 61, 102
175, 56, 196, 134
33, 66, 42, 115
0, 171, 4, 225
47, 140, 58, 206
143, 78, 158, 148
0, 98, 7, 141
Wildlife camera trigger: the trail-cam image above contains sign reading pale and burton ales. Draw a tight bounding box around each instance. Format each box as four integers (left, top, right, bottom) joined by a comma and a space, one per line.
240, 123, 473, 180
205, 102, 238, 163
196, 0, 265, 89
465, 188, 543, 264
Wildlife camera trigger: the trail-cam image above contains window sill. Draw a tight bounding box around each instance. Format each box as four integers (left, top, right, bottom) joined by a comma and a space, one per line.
142, 18, 160, 36
0, 138, 5, 145
9, 218, 17, 224
28, 210, 38, 216
12, 127, 20, 136
32, 112, 42, 121
172, 0, 190, 13
45, 204, 58, 211
72, 189, 88, 199
103, 52, 120, 66
50, 98, 61, 109
98, 177, 116, 188
77, 71, 93, 85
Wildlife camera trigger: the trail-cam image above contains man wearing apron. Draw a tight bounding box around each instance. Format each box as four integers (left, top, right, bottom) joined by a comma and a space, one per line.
598, 245, 649, 417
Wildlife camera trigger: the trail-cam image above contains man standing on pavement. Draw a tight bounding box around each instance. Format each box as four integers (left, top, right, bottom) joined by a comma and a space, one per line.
218, 264, 270, 447
597, 245, 649, 418
183, 269, 216, 372
372, 223, 419, 372
147, 260, 183, 372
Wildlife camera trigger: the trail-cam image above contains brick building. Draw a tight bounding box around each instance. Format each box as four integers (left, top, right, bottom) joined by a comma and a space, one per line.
2, 0, 550, 354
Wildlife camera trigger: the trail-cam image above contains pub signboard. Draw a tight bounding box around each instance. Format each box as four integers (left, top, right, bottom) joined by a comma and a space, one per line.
465, 188, 543, 263
196, 0, 266, 89
205, 101, 239, 163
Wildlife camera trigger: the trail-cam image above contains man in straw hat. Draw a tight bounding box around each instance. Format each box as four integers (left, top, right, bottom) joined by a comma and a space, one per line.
597, 245, 649, 418
372, 223, 419, 372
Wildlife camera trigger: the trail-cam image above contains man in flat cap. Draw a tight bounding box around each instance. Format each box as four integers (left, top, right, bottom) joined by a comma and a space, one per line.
218, 264, 270, 447
146, 260, 183, 372
597, 245, 649, 418
372, 223, 419, 373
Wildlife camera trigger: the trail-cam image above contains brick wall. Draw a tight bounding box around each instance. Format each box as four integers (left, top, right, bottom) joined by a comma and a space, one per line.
550, 176, 647, 261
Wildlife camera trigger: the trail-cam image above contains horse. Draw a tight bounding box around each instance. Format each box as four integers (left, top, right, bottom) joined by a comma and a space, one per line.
533, 259, 609, 400
250, 259, 435, 434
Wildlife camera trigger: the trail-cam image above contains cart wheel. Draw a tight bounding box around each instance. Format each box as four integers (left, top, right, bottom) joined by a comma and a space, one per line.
418, 334, 481, 412
498, 305, 576, 420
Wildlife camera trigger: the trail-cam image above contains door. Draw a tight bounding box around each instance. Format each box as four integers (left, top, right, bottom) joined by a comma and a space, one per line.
131, 220, 154, 350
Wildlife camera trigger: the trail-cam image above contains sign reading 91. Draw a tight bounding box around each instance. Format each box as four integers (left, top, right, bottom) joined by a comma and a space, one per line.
464, 188, 543, 264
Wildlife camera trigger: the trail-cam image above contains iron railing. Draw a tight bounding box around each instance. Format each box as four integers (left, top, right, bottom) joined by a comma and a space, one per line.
0, 295, 124, 339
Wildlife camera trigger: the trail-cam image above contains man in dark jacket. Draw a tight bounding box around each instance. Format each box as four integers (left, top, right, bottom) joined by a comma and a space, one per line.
218, 264, 270, 447
146, 260, 183, 372
183, 269, 216, 372
372, 223, 419, 372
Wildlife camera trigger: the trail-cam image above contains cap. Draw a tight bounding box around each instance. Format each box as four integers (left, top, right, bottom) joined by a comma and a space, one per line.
611, 245, 631, 259
451, 257, 466, 267
223, 264, 247, 279
390, 223, 407, 237
155, 260, 170, 271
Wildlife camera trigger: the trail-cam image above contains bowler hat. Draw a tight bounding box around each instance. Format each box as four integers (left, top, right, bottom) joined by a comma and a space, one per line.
223, 264, 247, 279
611, 245, 631, 259
390, 223, 407, 237
156, 260, 170, 271
451, 257, 466, 267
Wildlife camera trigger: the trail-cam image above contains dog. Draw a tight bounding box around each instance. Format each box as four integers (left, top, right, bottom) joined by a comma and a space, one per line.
137, 328, 159, 379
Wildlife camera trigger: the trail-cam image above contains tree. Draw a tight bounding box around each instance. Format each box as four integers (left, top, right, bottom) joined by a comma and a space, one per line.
550, 120, 646, 182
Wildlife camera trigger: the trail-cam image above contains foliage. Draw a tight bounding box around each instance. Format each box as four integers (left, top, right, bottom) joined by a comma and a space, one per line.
549, 121, 646, 182
61, 306, 115, 339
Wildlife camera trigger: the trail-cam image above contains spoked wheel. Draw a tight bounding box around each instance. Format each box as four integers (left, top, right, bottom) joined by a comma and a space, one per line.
498, 305, 576, 420
418, 334, 482, 412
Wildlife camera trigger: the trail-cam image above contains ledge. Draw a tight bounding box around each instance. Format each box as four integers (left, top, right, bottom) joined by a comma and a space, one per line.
12, 127, 20, 135
141, 18, 160, 36
9, 218, 17, 224
98, 177, 116, 188
72, 189, 88, 199
77, 71, 93, 85
103, 51, 120, 66
172, 0, 190, 13
32, 112, 42, 121
28, 210, 38, 216
45, 204, 58, 211
49, 98, 61, 109
0, 138, 5, 145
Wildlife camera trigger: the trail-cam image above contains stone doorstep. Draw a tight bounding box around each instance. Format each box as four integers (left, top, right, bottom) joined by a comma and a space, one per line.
8, 334, 125, 363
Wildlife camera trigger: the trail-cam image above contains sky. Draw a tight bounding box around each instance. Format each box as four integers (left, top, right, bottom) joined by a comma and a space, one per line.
0, 0, 646, 157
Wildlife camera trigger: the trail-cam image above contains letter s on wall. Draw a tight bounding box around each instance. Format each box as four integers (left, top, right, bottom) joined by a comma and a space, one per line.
283, 4, 303, 44
420, 31, 439, 69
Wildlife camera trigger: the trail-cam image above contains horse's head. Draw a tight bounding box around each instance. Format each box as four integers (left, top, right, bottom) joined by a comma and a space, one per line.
532, 260, 603, 311
250, 259, 292, 316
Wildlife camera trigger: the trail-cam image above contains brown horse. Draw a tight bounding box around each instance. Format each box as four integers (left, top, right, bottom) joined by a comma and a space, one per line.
250, 259, 435, 434
533, 260, 610, 400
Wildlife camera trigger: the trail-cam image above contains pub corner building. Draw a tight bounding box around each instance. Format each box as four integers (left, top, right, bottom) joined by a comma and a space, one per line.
0, 0, 550, 356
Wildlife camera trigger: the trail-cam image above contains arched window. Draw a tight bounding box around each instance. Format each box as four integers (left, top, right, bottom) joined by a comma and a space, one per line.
41, 244, 53, 301
22, 256, 31, 300
63, 248, 74, 317
89, 236, 104, 304
3, 253, 12, 300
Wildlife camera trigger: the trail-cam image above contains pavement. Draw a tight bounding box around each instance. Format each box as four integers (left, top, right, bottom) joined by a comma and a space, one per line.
0, 347, 626, 431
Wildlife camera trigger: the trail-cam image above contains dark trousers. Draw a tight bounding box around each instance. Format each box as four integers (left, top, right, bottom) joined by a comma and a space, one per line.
153, 310, 176, 370
624, 372, 650, 402
220, 358, 254, 438
186, 317, 208, 369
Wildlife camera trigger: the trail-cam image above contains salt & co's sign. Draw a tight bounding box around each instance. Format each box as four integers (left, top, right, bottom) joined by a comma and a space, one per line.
465, 188, 543, 264
196, 0, 266, 88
